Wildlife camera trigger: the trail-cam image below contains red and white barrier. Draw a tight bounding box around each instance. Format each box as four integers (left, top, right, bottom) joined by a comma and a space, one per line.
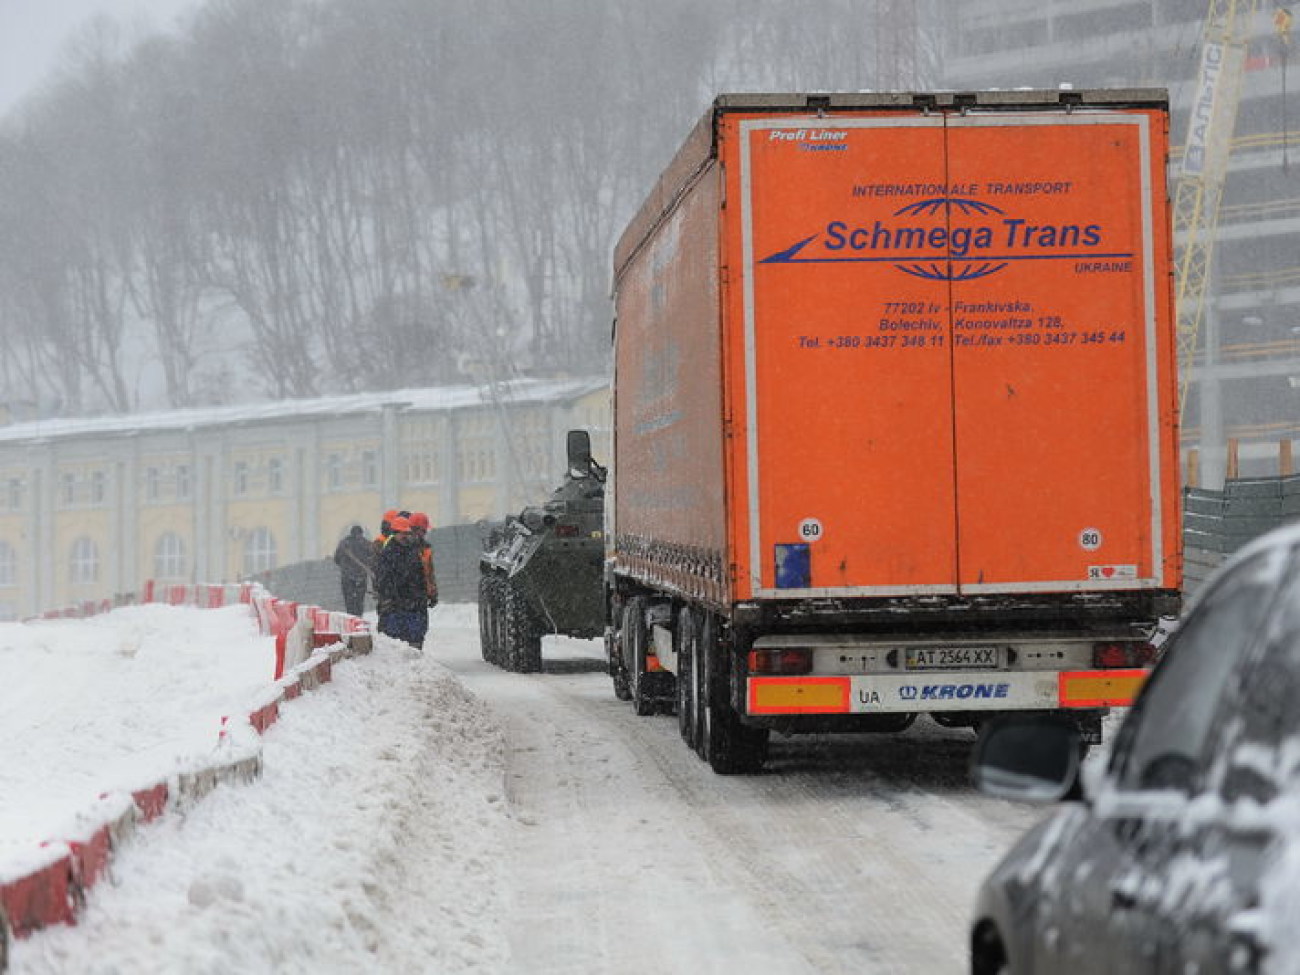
0, 581, 372, 957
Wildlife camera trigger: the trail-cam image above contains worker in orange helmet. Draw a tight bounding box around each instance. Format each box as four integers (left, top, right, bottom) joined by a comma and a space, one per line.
373, 509, 400, 563
375, 515, 427, 649
408, 512, 439, 613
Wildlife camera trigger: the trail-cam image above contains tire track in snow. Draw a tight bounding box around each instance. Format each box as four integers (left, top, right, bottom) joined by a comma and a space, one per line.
443, 626, 1045, 975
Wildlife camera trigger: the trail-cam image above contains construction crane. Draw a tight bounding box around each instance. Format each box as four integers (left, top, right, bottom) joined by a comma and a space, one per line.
1174, 0, 1262, 416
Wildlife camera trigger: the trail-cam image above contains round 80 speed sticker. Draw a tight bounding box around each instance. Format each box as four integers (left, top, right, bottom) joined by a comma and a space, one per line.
1079, 528, 1103, 551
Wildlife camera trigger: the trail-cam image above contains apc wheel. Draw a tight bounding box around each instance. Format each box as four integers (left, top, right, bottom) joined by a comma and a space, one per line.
676, 606, 698, 749
477, 575, 495, 663
485, 576, 507, 668
698, 614, 768, 774
504, 584, 542, 673
623, 597, 656, 716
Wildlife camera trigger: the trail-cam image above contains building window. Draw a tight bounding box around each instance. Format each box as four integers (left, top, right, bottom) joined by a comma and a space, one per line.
327, 454, 342, 491
268, 457, 284, 494
243, 527, 277, 575
361, 450, 378, 488
70, 536, 99, 585
90, 470, 106, 505
154, 532, 187, 580
234, 461, 249, 497
145, 467, 160, 502
61, 473, 76, 506
176, 464, 191, 500
0, 541, 16, 587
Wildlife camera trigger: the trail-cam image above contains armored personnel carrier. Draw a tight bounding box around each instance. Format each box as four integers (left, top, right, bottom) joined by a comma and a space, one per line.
478, 430, 606, 672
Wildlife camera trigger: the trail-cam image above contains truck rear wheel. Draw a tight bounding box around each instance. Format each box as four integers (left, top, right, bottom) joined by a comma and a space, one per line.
690, 615, 709, 759
606, 613, 632, 701
623, 597, 656, 716
698, 613, 768, 774
676, 606, 698, 749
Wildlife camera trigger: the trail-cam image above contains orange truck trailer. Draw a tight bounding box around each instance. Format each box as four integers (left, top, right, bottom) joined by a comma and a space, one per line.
605, 90, 1182, 774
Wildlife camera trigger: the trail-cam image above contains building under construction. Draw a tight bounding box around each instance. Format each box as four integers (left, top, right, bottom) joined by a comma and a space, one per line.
941, 0, 1300, 486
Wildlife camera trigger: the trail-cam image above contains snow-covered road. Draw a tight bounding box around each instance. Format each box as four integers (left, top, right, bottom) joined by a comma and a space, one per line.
11, 604, 1052, 974
448, 623, 1047, 975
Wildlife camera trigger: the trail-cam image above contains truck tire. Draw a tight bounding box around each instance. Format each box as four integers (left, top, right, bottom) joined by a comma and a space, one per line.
607, 624, 632, 701
698, 612, 768, 774
676, 605, 698, 749
504, 583, 542, 673
623, 597, 656, 716
691, 612, 714, 759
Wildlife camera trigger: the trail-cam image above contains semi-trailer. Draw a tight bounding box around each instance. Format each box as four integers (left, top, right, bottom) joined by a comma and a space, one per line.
605, 90, 1182, 773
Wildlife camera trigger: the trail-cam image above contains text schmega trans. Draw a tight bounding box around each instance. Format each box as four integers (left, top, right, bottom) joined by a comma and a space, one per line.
605, 91, 1181, 774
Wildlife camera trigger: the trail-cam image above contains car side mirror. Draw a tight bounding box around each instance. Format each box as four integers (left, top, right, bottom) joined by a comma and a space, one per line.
971, 714, 1083, 803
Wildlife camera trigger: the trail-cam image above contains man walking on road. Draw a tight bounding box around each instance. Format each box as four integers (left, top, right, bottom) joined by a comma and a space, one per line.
333, 525, 373, 617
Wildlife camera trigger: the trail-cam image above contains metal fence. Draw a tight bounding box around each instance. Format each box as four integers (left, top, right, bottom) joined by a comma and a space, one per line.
1183, 476, 1300, 595
251, 523, 493, 612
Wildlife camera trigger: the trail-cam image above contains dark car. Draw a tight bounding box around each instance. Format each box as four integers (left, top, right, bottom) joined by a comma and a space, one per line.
969, 522, 1300, 975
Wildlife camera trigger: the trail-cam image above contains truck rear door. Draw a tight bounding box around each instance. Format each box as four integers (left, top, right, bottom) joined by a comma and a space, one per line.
945, 113, 1168, 593
732, 108, 1170, 599
736, 116, 958, 597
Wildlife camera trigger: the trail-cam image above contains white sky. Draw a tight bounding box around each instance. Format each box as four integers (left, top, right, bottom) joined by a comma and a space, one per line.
0, 0, 201, 115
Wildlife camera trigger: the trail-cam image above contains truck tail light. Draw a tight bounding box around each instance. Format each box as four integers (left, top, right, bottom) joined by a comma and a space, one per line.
554, 524, 579, 538
1092, 641, 1158, 669
748, 648, 814, 675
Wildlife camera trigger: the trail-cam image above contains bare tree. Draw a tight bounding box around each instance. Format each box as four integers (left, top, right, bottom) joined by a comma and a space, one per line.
0, 0, 944, 414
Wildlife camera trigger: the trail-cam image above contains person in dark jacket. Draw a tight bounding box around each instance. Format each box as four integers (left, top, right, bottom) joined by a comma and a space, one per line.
374, 515, 428, 649
333, 525, 373, 617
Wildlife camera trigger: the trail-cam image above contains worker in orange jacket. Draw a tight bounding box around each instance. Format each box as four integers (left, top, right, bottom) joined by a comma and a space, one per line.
408, 512, 439, 609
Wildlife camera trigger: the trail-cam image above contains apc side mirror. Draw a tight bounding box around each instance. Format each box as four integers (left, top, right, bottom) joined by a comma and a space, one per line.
971, 714, 1083, 803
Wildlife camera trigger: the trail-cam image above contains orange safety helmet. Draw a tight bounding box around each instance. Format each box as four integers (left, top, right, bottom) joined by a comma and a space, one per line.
390, 515, 412, 533
409, 512, 430, 531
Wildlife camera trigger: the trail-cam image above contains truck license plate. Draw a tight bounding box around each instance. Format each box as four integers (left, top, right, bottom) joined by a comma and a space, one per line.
905, 646, 1000, 670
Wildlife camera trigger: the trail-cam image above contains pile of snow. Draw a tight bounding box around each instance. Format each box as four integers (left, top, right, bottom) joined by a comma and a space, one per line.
0, 604, 274, 868
3, 603, 513, 973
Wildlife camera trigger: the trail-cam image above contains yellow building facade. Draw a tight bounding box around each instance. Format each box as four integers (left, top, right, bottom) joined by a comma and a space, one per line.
0, 378, 610, 618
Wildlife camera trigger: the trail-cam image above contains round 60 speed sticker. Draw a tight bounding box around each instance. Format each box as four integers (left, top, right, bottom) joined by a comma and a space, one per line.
1079, 528, 1103, 551
798, 518, 824, 542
